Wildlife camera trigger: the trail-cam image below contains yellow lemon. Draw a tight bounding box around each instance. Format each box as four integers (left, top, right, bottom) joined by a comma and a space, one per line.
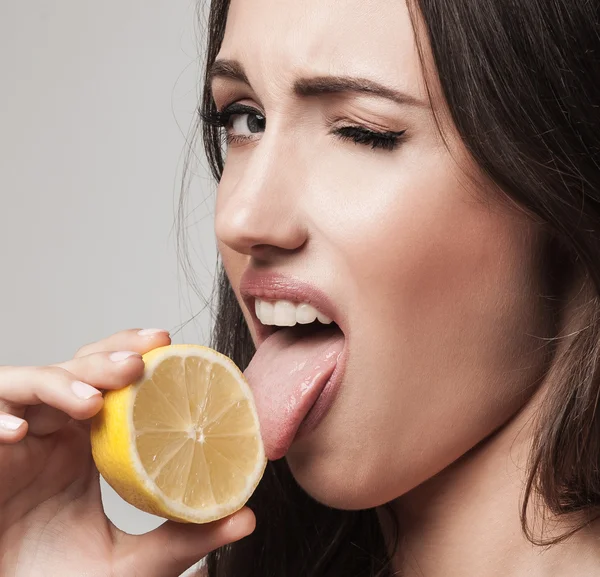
90, 344, 266, 523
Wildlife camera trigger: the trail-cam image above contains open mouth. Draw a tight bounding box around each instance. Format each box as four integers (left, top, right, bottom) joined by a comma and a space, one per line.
243, 297, 347, 460
252, 297, 344, 344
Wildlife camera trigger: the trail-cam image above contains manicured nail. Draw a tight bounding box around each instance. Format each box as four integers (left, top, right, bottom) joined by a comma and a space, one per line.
137, 328, 169, 337
0, 414, 25, 431
71, 380, 102, 400
109, 351, 142, 363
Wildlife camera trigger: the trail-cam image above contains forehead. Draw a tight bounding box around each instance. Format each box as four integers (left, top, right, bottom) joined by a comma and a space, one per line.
219, 0, 426, 99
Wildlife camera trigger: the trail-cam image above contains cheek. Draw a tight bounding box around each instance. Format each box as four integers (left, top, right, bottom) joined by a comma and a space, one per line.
288, 155, 551, 509
218, 242, 242, 286
217, 240, 251, 316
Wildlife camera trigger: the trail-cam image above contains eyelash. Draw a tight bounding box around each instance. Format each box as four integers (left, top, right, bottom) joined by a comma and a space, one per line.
333, 126, 406, 151
202, 104, 406, 151
201, 104, 260, 146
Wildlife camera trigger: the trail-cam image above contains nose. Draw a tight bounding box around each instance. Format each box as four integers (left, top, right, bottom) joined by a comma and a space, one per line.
215, 135, 308, 259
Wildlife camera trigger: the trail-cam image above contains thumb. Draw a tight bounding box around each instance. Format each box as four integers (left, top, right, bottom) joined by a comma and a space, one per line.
116, 507, 256, 577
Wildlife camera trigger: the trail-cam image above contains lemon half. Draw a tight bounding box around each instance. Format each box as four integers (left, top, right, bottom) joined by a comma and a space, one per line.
91, 344, 266, 523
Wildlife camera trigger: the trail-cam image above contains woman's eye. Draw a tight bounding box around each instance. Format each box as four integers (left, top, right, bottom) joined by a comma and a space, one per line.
230, 112, 266, 137
201, 103, 266, 145
332, 126, 407, 152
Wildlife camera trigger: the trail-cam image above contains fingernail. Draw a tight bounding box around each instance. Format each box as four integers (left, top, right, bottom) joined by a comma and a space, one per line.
71, 381, 102, 400
137, 328, 170, 337
109, 351, 142, 363
0, 414, 25, 431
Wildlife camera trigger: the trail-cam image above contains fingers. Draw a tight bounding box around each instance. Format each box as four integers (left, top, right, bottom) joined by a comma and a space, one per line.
56, 350, 145, 389
0, 329, 171, 442
24, 404, 72, 436
0, 365, 104, 443
0, 411, 28, 443
59, 328, 171, 389
0, 351, 145, 440
73, 328, 171, 359
117, 508, 256, 577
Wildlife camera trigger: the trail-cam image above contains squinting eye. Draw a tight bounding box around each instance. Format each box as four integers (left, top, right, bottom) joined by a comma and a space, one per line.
230, 112, 266, 136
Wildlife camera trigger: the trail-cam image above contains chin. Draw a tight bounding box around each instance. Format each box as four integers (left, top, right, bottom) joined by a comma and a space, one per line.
285, 446, 404, 511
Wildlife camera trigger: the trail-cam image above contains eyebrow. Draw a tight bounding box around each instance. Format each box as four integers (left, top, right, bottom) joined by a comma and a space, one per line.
209, 58, 425, 108
209, 59, 250, 84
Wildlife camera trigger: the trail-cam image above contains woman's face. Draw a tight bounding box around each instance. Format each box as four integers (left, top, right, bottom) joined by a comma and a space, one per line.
212, 0, 551, 509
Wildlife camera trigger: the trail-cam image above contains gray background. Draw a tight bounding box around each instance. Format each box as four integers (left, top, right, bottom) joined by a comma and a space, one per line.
1, 1, 215, 573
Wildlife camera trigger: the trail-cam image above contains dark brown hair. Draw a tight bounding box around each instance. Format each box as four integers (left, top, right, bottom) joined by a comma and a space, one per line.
180, 0, 600, 574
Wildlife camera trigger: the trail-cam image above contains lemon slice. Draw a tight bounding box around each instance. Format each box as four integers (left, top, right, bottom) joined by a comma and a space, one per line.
90, 344, 266, 523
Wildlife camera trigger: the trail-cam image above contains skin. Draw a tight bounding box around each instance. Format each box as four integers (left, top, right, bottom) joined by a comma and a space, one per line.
213, 0, 600, 574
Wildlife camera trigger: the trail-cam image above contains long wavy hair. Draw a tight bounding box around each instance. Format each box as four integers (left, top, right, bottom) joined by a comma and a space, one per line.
178, 0, 600, 574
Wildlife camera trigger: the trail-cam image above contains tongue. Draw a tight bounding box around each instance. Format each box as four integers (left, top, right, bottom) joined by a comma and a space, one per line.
244, 326, 344, 460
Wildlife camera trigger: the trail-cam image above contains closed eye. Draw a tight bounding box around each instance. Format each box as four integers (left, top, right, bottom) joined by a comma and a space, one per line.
332, 126, 406, 151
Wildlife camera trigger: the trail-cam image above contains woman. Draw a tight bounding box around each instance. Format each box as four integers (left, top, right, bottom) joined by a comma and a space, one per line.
1, 0, 599, 575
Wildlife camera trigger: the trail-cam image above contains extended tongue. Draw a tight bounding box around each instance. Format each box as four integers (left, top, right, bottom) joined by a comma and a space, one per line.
244, 326, 344, 460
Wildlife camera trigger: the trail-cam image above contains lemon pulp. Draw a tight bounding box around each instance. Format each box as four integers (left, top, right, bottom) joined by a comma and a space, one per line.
91, 345, 266, 523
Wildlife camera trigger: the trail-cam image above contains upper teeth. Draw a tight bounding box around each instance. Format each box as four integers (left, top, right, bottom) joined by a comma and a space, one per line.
255, 299, 333, 327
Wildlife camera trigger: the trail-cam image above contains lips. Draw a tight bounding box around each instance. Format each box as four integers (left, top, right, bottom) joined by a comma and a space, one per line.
240, 270, 348, 459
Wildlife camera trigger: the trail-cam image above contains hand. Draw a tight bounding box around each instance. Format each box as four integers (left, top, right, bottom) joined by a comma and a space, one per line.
0, 329, 255, 577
